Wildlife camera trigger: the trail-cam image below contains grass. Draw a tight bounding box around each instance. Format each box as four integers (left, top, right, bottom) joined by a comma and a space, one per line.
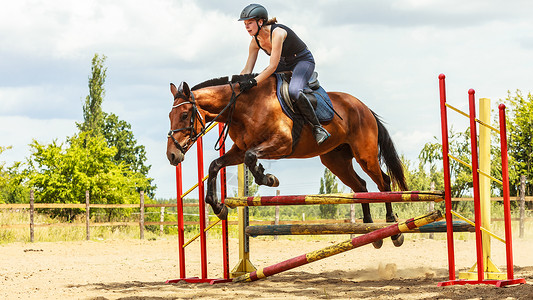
1, 201, 532, 244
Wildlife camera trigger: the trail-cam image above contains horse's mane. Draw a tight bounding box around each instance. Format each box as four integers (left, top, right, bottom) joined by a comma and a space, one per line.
191, 74, 258, 91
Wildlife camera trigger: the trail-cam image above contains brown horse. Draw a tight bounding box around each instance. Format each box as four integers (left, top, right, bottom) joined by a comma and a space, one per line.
166, 74, 408, 248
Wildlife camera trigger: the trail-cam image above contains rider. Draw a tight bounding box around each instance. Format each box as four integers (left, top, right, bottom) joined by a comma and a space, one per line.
238, 4, 330, 145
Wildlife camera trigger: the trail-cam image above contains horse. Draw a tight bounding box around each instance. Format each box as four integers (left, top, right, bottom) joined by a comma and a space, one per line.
166, 74, 408, 248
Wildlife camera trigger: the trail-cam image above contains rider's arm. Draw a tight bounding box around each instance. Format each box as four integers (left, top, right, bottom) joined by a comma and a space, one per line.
241, 39, 259, 75
254, 27, 286, 84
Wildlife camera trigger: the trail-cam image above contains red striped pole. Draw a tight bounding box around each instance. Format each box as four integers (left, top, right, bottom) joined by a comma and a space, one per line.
439, 74, 456, 281
233, 210, 443, 283
176, 164, 185, 278
219, 123, 230, 280
499, 104, 514, 280
468, 89, 484, 282
225, 191, 444, 208
196, 136, 208, 279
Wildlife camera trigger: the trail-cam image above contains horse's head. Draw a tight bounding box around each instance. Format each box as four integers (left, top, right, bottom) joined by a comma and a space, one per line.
166, 82, 205, 166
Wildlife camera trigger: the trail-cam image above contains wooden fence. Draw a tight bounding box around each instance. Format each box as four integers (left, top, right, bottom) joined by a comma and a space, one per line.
1, 190, 532, 242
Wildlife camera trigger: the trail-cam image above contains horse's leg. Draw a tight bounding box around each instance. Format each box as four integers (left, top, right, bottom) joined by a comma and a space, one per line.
205, 144, 245, 220
352, 148, 404, 247
319, 145, 383, 249
244, 149, 279, 187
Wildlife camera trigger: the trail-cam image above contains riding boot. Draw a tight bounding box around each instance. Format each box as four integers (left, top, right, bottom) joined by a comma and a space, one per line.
296, 91, 331, 145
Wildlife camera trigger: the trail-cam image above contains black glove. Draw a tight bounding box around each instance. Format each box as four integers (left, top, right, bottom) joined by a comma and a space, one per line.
239, 78, 257, 93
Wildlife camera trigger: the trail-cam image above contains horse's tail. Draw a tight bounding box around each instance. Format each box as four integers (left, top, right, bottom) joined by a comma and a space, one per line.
371, 110, 408, 191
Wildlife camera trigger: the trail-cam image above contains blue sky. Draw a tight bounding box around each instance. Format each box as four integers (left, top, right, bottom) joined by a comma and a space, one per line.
1, 0, 532, 199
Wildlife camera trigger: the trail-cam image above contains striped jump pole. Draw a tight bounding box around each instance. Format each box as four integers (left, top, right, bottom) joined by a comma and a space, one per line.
225, 191, 444, 208
245, 220, 473, 237
233, 210, 443, 283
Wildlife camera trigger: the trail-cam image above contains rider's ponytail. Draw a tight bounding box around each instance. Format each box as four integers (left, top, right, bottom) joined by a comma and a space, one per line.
265, 17, 277, 26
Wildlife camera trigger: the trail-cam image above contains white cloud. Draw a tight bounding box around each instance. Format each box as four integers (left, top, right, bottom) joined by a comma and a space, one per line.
0, 116, 77, 162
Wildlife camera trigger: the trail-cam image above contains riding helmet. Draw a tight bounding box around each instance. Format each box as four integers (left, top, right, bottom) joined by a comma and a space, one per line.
238, 4, 268, 21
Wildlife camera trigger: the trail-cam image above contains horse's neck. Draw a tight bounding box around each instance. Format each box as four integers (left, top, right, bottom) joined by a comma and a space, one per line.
195, 85, 234, 122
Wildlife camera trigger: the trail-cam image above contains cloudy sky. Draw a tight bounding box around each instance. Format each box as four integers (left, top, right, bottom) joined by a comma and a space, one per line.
1, 0, 532, 200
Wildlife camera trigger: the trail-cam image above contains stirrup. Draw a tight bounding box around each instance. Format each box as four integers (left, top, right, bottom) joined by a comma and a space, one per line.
314, 126, 330, 145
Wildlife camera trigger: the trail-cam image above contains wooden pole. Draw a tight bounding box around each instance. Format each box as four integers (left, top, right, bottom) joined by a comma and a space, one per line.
85, 190, 90, 241
234, 210, 443, 282
519, 175, 525, 239
230, 164, 256, 278
438, 73, 457, 281
160, 207, 165, 236
350, 203, 355, 239
275, 190, 280, 240
30, 189, 34, 243
225, 191, 444, 208
479, 97, 492, 274
246, 220, 473, 236
140, 191, 145, 240
428, 182, 435, 240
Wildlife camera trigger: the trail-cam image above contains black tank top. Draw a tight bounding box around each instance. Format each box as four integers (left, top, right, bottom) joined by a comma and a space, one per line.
255, 24, 307, 57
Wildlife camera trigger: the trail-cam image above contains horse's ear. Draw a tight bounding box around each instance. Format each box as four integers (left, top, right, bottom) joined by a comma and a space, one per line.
170, 83, 178, 98
178, 82, 190, 98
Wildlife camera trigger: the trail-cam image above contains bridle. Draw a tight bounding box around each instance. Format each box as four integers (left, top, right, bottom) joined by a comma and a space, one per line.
167, 91, 204, 154
167, 82, 241, 154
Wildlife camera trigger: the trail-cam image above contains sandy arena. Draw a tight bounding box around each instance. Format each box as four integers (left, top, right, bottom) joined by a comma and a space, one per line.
1, 236, 533, 299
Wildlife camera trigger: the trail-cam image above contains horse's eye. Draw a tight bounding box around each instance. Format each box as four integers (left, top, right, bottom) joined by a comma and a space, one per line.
180, 112, 188, 121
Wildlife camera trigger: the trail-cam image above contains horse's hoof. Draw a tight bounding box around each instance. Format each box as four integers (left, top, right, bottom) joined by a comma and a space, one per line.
386, 213, 399, 223
215, 204, 228, 220
391, 233, 404, 247
266, 174, 279, 187
372, 239, 383, 249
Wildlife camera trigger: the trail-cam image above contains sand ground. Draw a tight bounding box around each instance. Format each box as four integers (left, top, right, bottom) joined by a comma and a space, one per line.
1, 236, 533, 299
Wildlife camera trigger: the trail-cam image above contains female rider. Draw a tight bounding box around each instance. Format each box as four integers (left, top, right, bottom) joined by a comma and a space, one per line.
237, 4, 330, 145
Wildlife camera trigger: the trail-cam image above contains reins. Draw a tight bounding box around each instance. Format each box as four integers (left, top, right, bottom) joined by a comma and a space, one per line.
168, 82, 242, 153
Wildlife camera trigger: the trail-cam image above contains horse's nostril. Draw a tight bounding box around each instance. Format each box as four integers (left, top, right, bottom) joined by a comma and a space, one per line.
170, 153, 176, 162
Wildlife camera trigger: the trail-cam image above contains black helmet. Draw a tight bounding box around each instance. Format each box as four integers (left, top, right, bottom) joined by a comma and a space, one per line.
238, 4, 268, 21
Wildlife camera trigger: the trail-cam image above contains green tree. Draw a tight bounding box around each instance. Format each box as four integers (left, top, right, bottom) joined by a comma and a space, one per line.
402, 155, 444, 192
102, 113, 155, 197
319, 168, 340, 218
78, 54, 106, 136
26, 132, 150, 221
77, 54, 155, 197
501, 90, 533, 197
0, 146, 29, 203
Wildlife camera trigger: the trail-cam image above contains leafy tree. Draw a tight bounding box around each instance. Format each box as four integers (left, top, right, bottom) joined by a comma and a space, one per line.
102, 112, 155, 197
319, 168, 340, 218
77, 53, 155, 197
0, 146, 29, 203
501, 90, 533, 197
401, 155, 443, 192
78, 54, 106, 136
26, 132, 150, 221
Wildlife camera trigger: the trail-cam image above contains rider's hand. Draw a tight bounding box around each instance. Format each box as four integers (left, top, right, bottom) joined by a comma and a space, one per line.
239, 78, 257, 93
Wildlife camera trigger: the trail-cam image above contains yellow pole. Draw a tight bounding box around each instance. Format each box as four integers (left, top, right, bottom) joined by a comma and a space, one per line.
230, 164, 256, 277
480, 98, 505, 279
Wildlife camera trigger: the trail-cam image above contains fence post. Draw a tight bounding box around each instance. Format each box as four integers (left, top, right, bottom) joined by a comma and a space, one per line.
86, 190, 90, 241
519, 175, 526, 239
140, 191, 145, 240
30, 189, 34, 243
275, 190, 280, 240
428, 182, 436, 240
350, 203, 355, 239
160, 206, 165, 236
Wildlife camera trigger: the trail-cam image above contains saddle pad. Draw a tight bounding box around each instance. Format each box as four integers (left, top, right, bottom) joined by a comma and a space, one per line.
275, 73, 334, 123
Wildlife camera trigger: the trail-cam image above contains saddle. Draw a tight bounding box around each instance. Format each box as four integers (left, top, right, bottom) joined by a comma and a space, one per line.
274, 72, 336, 154
275, 72, 334, 123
